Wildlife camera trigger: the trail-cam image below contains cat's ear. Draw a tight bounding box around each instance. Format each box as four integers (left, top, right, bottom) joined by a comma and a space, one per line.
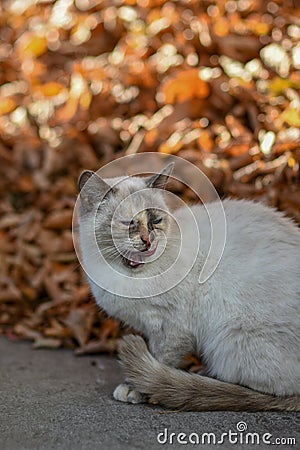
78, 170, 112, 212
146, 162, 174, 189
78, 170, 94, 192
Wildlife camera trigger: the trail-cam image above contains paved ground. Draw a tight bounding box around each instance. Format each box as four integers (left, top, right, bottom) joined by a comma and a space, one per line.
1, 338, 299, 450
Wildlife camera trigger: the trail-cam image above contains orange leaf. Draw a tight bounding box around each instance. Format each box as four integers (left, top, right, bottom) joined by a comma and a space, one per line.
79, 91, 92, 109
160, 69, 210, 104
158, 139, 182, 154
197, 130, 214, 152
99, 317, 120, 340
0, 98, 16, 116
144, 129, 158, 146
213, 18, 230, 37
56, 97, 79, 122
19, 33, 47, 58
34, 82, 65, 97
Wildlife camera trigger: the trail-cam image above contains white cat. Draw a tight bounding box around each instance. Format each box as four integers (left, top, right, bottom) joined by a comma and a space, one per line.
77, 164, 300, 411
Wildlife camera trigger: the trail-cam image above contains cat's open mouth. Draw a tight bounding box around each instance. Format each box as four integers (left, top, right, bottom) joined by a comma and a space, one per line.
122, 242, 158, 269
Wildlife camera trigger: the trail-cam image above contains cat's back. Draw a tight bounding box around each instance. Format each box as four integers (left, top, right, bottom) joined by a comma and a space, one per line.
174, 198, 300, 308
222, 198, 299, 240
180, 198, 300, 258
220, 198, 300, 262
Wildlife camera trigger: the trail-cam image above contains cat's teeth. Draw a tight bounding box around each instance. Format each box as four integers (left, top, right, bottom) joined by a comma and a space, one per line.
129, 260, 141, 267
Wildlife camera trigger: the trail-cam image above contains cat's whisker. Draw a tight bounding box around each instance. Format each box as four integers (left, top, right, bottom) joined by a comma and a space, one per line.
77, 166, 300, 413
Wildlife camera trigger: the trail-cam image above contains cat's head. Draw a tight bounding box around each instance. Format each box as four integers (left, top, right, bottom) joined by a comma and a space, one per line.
77, 163, 174, 270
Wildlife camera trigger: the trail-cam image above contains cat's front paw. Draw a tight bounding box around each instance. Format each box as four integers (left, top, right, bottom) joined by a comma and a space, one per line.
113, 382, 145, 404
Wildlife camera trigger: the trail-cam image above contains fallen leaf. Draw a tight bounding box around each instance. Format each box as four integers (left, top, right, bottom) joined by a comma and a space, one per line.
44, 210, 73, 230
268, 77, 300, 95
278, 108, 300, 127
75, 338, 119, 355
19, 33, 48, 58
0, 98, 16, 116
33, 82, 66, 97
64, 308, 94, 347
161, 69, 210, 104
33, 337, 62, 349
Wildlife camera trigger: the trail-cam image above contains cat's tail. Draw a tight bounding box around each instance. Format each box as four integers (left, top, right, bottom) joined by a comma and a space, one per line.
118, 335, 300, 412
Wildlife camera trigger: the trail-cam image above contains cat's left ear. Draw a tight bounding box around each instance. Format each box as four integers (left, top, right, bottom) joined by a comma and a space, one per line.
78, 170, 94, 192
146, 162, 174, 189
78, 170, 113, 212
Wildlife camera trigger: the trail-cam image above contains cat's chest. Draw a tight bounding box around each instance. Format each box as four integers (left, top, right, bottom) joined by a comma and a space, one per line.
90, 281, 166, 334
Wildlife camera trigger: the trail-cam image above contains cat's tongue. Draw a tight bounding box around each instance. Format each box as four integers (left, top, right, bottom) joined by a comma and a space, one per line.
127, 241, 158, 268
143, 243, 158, 257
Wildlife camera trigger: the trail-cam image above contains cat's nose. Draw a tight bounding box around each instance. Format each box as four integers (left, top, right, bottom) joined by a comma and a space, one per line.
141, 234, 151, 249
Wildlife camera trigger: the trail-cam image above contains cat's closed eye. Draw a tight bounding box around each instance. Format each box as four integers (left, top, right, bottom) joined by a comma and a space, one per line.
120, 219, 132, 226
120, 219, 138, 228
152, 218, 162, 225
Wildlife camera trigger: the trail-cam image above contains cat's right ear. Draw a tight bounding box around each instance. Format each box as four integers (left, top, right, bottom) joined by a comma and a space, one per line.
146, 162, 174, 189
78, 170, 112, 212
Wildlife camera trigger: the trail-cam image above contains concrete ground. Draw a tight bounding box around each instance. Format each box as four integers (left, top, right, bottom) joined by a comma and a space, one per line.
1, 338, 299, 450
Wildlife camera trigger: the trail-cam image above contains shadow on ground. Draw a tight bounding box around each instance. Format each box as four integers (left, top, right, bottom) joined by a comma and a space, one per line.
1, 338, 299, 450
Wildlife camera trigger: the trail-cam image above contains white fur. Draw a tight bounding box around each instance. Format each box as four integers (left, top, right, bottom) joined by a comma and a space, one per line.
78, 175, 300, 398
113, 382, 144, 404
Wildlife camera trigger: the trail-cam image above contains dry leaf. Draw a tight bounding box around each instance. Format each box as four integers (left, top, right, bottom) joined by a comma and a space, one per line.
75, 339, 119, 355
161, 69, 210, 104
279, 108, 300, 127
19, 33, 47, 58
0, 98, 16, 116
33, 82, 66, 97
64, 308, 94, 347
44, 210, 73, 230
33, 337, 62, 349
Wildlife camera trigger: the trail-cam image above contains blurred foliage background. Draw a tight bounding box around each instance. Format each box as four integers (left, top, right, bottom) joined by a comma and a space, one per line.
0, 0, 299, 354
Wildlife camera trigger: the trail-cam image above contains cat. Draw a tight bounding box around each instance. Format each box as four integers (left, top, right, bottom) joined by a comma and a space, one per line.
77, 163, 300, 411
